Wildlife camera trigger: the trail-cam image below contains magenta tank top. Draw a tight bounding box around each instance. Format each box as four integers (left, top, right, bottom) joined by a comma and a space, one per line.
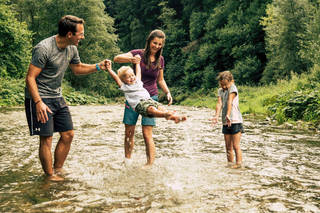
130, 49, 165, 96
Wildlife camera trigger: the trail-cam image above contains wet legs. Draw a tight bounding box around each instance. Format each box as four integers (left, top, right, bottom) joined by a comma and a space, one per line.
224, 132, 242, 168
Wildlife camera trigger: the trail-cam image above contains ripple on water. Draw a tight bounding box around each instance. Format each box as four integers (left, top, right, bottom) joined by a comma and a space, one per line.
0, 105, 319, 212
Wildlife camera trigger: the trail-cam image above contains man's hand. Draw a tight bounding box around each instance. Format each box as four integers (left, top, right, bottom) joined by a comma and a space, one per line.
36, 101, 52, 123
98, 59, 111, 71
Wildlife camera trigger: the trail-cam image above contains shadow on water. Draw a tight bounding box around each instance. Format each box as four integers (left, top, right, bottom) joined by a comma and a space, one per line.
0, 105, 319, 212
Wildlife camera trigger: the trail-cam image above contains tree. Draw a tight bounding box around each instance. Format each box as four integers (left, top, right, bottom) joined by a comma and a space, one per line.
0, 0, 32, 78
261, 0, 312, 84
10, 0, 120, 96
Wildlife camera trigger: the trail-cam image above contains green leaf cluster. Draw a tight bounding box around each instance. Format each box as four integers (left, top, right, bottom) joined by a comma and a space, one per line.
0, 0, 32, 78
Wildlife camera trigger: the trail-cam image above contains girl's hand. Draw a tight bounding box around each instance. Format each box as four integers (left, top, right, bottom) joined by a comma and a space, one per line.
105, 59, 112, 71
211, 116, 218, 126
226, 115, 231, 127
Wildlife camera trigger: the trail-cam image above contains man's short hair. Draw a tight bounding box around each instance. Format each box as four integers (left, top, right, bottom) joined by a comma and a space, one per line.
58, 15, 84, 36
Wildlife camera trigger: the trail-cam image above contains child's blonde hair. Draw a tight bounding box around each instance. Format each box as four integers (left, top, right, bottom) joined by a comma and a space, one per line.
217, 70, 234, 82
117, 66, 133, 82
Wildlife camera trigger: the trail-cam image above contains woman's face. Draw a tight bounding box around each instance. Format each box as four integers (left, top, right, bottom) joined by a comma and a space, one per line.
149, 37, 164, 54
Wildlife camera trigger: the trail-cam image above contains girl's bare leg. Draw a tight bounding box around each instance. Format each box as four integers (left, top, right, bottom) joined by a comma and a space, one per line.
232, 132, 242, 168
224, 134, 234, 163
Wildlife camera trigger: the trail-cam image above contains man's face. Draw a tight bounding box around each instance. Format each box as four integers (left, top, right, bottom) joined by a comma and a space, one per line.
69, 24, 85, 46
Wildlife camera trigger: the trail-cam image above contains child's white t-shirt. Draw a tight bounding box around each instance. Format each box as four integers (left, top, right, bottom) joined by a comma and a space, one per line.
120, 80, 150, 109
218, 83, 243, 125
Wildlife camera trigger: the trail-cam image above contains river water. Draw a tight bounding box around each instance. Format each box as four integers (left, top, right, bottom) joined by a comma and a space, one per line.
0, 105, 319, 212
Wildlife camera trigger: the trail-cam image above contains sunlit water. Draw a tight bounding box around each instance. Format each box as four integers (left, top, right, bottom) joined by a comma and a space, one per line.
0, 105, 319, 212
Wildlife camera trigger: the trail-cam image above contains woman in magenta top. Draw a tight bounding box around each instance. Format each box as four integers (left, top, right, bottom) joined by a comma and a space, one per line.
113, 29, 172, 166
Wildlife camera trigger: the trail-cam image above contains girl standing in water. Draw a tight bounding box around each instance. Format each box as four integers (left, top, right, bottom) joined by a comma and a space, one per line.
212, 71, 244, 168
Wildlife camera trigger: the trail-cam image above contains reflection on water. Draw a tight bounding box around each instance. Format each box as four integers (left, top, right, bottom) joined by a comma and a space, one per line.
0, 105, 319, 212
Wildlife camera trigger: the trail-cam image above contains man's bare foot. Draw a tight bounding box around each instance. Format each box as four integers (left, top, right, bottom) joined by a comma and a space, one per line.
46, 174, 64, 182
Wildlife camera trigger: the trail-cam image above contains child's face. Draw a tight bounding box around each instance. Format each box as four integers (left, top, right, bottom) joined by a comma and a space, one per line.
219, 80, 232, 90
123, 70, 136, 85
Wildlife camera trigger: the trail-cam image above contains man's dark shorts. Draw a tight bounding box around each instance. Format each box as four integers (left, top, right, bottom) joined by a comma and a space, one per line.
25, 97, 73, 136
222, 123, 244, 135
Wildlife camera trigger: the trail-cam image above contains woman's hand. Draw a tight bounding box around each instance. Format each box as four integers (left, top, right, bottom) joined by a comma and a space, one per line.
166, 92, 173, 106
131, 55, 141, 64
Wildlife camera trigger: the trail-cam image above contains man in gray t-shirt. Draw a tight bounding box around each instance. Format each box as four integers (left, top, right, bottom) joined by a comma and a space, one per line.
25, 15, 108, 181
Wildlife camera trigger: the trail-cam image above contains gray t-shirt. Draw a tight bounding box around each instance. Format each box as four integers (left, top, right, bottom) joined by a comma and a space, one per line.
119, 80, 150, 110
25, 35, 81, 98
218, 83, 243, 125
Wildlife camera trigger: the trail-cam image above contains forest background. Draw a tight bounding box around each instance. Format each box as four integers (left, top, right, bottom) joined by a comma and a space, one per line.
0, 0, 319, 128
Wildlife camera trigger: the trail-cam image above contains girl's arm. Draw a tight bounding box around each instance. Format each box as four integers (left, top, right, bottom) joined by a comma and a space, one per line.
226, 92, 236, 127
212, 96, 222, 125
157, 69, 173, 105
106, 60, 123, 87
135, 55, 142, 81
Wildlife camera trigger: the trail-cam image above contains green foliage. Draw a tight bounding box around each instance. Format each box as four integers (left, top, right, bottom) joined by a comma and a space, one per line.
0, 1, 32, 78
261, 0, 312, 84
265, 72, 320, 125
0, 78, 25, 106
0, 77, 112, 107
10, 0, 120, 97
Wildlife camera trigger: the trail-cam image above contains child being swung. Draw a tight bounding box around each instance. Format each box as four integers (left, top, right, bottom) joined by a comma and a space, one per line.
105, 58, 186, 123
212, 71, 244, 168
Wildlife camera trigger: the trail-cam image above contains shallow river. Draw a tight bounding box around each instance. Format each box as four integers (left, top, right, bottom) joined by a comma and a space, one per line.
0, 105, 319, 212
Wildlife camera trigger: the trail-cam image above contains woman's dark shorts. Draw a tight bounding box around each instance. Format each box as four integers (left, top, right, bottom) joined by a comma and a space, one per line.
222, 123, 244, 135
25, 97, 73, 136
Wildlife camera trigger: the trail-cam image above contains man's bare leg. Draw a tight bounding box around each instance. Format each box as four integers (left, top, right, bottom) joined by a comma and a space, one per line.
54, 130, 74, 174
39, 136, 63, 181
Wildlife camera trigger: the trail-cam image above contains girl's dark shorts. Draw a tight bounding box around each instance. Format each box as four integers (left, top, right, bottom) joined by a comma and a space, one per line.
25, 97, 73, 136
222, 123, 244, 135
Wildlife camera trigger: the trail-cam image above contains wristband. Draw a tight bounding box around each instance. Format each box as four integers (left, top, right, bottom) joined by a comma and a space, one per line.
96, 63, 101, 71
35, 100, 41, 105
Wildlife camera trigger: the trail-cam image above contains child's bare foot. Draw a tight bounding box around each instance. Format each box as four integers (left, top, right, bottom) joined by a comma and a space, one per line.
46, 174, 64, 182
231, 164, 242, 169
54, 168, 67, 176
165, 112, 187, 123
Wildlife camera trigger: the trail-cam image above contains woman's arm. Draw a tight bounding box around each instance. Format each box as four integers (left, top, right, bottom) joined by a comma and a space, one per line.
114, 52, 136, 63
157, 69, 172, 105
